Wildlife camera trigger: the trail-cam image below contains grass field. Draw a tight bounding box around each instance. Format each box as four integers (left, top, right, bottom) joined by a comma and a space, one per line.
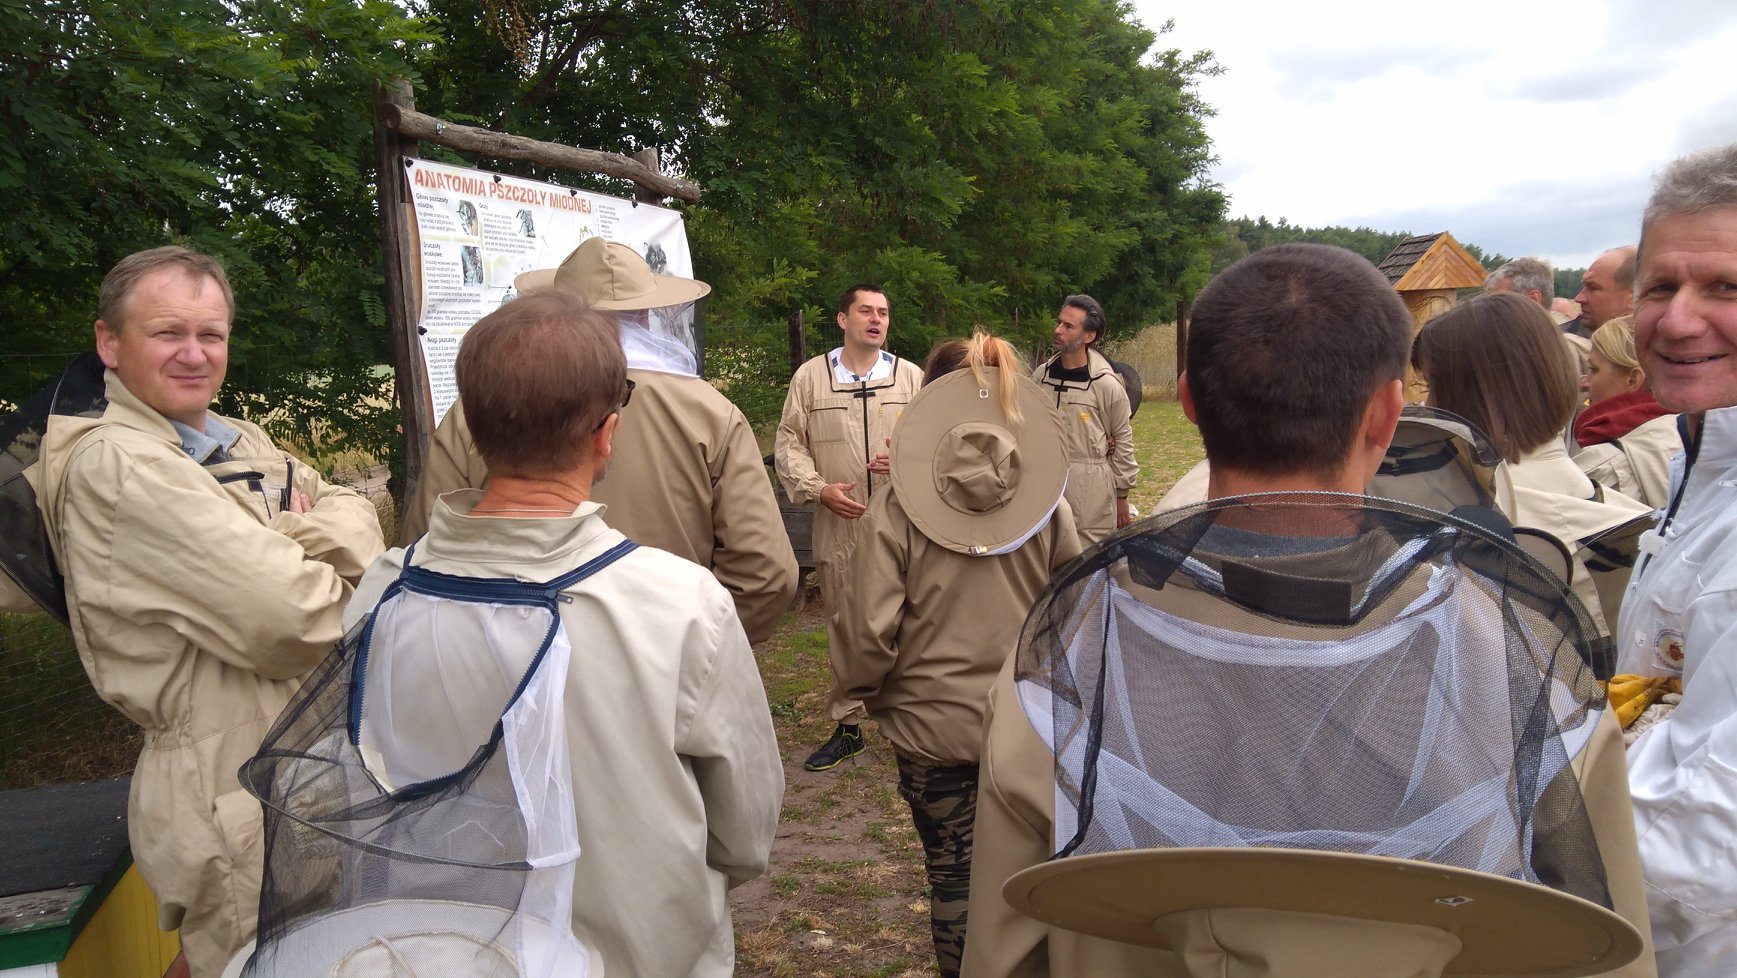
730, 398, 1203, 977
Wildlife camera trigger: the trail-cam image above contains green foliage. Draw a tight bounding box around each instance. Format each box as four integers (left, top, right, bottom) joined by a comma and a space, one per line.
0, 0, 431, 459
3, 0, 1224, 463
1556, 267, 1586, 301
1223, 216, 1412, 267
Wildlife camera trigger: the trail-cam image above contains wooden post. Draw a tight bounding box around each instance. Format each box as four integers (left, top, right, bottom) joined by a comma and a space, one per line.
631, 147, 662, 205
373, 81, 428, 511
1175, 298, 1189, 385
788, 309, 806, 374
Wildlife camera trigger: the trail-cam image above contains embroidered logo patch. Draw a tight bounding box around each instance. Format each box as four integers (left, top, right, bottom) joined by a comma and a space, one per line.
1653, 627, 1687, 672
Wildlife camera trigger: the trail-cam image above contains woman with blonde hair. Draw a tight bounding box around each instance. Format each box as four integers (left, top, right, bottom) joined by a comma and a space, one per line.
1572, 315, 1683, 508
1413, 292, 1652, 643
832, 329, 1080, 978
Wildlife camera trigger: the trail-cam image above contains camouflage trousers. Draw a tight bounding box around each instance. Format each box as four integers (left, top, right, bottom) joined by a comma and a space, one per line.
896, 755, 980, 978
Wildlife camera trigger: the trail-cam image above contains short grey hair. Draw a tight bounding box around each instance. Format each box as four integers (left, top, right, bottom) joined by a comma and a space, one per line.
1485, 258, 1554, 306
1642, 143, 1737, 251
1063, 293, 1106, 340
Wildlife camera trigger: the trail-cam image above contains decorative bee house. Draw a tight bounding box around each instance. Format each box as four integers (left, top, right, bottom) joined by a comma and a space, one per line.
1375, 232, 1487, 400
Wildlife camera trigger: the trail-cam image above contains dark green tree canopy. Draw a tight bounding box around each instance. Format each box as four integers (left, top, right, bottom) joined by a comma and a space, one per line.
3, 0, 1225, 458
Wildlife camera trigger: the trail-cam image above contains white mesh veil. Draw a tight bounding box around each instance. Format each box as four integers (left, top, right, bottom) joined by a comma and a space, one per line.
237, 540, 639, 978
1014, 493, 1614, 909
614, 303, 702, 377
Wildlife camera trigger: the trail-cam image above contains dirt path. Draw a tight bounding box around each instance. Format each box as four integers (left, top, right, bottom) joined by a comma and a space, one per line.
731, 603, 935, 978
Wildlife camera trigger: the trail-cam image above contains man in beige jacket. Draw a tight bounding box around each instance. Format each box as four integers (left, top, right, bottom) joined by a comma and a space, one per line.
335, 291, 782, 977
35, 246, 384, 978
1030, 294, 1137, 545
775, 284, 922, 770
400, 238, 797, 646
962, 244, 1655, 978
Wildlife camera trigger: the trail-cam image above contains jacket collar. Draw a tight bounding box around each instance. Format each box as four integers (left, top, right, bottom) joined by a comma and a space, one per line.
423, 490, 617, 579
1042, 346, 1114, 380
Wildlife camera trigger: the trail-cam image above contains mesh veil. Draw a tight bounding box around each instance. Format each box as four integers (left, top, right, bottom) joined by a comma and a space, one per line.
1015, 493, 1613, 909
613, 299, 706, 377
237, 540, 637, 977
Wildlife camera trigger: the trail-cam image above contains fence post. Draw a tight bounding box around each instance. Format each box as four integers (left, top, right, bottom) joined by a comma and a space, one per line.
1175, 298, 1189, 382
374, 80, 427, 513
788, 309, 806, 374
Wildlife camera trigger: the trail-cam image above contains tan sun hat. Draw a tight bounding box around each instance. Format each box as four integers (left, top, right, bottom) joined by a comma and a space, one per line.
1004, 847, 1643, 977
513, 237, 710, 310
889, 367, 1067, 556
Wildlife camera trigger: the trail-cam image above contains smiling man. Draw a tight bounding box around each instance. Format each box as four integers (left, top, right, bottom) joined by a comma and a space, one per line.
1614, 143, 1737, 977
35, 246, 383, 978
1030, 294, 1137, 545
776, 283, 922, 771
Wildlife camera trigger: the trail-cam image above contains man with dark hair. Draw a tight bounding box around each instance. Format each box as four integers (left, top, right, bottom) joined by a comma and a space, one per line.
1568, 246, 1639, 339
1030, 293, 1137, 544
1180, 246, 1409, 484
34, 245, 384, 978
960, 244, 1656, 978
1616, 141, 1737, 976
776, 283, 923, 771
326, 290, 782, 978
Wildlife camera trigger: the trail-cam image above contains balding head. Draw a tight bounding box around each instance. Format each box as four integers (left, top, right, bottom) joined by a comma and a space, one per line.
1573, 246, 1637, 329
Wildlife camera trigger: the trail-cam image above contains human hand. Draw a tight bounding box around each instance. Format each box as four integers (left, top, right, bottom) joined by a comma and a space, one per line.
867, 441, 891, 477
819, 482, 867, 519
289, 488, 313, 514
1115, 497, 1131, 529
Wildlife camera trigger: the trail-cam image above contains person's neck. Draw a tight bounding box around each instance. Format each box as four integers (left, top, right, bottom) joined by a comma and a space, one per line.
473, 472, 593, 517
1207, 464, 1363, 499
839, 342, 881, 377
1058, 346, 1090, 371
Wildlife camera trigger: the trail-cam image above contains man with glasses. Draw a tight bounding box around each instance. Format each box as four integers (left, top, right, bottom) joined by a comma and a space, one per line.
404, 238, 797, 646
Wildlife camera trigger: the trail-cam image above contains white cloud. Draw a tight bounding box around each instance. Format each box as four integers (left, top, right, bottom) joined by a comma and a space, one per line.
1133, 0, 1737, 269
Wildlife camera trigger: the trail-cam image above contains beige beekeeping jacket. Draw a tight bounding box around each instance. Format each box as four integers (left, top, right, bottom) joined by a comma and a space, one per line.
1575, 413, 1684, 511
36, 371, 382, 978
1509, 442, 1654, 641
773, 351, 923, 582
961, 655, 1657, 978
400, 368, 798, 645
831, 489, 1080, 767
347, 493, 783, 978
1031, 348, 1137, 545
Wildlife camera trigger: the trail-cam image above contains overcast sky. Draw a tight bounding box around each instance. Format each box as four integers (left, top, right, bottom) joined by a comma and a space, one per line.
1130, 0, 1737, 269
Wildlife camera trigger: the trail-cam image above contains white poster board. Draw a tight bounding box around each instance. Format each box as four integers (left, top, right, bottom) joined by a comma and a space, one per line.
405, 158, 694, 424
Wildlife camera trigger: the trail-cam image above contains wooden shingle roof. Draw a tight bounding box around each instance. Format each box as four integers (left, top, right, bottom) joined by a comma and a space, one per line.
1375, 232, 1487, 291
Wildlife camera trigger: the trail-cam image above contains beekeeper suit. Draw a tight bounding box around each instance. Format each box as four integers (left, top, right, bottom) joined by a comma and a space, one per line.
31, 247, 382, 978
1030, 346, 1137, 546
400, 238, 796, 645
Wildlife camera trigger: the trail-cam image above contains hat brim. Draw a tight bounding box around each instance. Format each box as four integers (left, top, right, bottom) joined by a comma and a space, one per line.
889, 368, 1068, 556
512, 267, 711, 310
1003, 848, 1642, 977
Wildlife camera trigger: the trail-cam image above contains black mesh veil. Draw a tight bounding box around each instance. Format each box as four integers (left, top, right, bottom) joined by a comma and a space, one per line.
1015, 492, 1613, 909
236, 541, 637, 977
0, 352, 107, 622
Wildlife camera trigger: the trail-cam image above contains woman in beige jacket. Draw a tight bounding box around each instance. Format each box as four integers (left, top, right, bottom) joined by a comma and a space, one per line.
1415, 292, 1653, 649
833, 332, 1080, 978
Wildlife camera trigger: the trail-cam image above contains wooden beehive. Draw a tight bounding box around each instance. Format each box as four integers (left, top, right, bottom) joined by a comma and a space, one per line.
1375, 232, 1487, 401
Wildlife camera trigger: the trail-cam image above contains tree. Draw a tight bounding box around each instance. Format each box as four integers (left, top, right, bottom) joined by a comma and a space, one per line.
0, 0, 429, 461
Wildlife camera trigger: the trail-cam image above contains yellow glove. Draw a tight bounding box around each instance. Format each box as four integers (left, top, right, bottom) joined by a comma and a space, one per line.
1606, 674, 1683, 729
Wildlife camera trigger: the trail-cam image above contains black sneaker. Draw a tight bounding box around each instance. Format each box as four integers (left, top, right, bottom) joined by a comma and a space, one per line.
803, 723, 866, 771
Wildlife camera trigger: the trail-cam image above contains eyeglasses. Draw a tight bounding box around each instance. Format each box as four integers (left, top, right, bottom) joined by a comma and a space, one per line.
594, 379, 635, 431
